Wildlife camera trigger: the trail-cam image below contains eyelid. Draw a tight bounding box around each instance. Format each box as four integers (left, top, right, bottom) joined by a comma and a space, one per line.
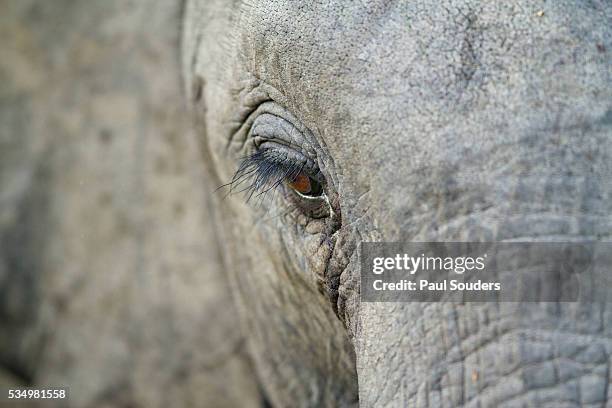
257, 142, 323, 183
248, 112, 317, 156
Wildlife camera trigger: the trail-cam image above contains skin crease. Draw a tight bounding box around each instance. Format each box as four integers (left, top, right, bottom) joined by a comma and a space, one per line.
183, 0, 612, 407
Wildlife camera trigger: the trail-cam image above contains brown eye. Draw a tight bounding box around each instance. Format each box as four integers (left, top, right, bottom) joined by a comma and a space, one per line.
287, 172, 323, 197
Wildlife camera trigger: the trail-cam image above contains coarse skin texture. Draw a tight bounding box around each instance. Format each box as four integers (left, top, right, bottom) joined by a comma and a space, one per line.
184, 0, 612, 407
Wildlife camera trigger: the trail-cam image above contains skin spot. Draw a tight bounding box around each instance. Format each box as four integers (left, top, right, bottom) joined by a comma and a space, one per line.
173, 202, 185, 218
98, 128, 113, 144
155, 156, 168, 173
98, 192, 112, 206
192, 75, 204, 102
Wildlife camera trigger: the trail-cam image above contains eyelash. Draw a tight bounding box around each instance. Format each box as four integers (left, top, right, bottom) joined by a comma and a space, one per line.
227, 149, 308, 202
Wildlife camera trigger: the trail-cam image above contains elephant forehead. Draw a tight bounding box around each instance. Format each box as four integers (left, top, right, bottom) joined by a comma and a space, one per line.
238, 0, 610, 190
240, 0, 605, 104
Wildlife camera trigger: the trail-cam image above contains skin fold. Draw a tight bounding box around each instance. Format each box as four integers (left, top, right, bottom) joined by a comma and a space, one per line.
183, 0, 611, 406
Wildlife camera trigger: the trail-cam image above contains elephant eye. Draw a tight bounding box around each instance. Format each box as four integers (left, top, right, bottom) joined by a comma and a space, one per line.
287, 172, 323, 197
227, 145, 326, 204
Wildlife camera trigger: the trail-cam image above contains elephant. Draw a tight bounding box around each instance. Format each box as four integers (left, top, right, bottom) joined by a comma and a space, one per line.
182, 0, 612, 406
0, 0, 610, 407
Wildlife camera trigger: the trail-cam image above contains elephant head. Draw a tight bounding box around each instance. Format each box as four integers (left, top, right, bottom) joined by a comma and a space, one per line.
182, 0, 612, 406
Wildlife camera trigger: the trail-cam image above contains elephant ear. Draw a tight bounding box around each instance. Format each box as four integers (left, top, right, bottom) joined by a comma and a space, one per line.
0, 0, 261, 406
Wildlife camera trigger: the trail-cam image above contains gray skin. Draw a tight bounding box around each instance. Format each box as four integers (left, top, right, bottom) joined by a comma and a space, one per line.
1, 1, 262, 406
183, 0, 612, 407
1, 0, 610, 407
